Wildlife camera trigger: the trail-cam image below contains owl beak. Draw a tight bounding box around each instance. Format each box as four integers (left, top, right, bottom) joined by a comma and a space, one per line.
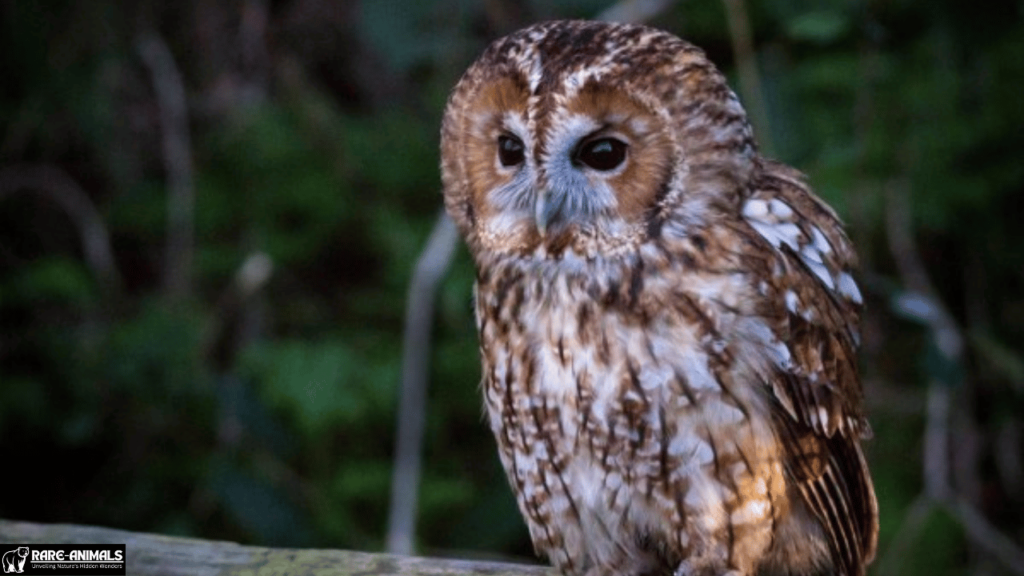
534, 190, 560, 237
535, 193, 549, 237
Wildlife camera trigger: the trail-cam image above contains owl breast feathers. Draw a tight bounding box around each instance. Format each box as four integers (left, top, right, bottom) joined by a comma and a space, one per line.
440, 20, 878, 576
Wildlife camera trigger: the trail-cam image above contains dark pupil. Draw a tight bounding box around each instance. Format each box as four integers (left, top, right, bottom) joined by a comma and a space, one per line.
577, 138, 627, 171
497, 135, 525, 167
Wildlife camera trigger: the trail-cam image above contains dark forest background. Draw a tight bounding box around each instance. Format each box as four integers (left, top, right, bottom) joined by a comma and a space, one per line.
2, 0, 1023, 574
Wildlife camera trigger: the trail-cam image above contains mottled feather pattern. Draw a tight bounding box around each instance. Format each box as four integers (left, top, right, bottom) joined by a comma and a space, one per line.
442, 20, 877, 576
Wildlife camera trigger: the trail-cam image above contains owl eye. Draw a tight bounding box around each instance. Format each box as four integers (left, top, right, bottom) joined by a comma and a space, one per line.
576, 138, 628, 171
497, 135, 525, 167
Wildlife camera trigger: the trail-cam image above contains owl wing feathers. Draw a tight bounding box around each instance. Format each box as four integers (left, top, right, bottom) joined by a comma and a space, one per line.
742, 160, 879, 575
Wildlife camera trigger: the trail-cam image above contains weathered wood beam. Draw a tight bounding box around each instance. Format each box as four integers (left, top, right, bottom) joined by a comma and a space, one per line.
0, 519, 553, 576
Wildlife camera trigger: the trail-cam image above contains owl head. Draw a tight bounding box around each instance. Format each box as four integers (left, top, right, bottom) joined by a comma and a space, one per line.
441, 20, 758, 263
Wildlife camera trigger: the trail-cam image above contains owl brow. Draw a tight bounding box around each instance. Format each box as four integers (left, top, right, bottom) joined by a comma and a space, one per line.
501, 113, 530, 143
581, 124, 614, 139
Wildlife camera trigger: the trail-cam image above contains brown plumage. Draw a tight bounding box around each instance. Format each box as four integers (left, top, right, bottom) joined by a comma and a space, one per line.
440, 20, 878, 576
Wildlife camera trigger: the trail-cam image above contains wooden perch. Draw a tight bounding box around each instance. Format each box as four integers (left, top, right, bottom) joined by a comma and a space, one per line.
0, 519, 553, 576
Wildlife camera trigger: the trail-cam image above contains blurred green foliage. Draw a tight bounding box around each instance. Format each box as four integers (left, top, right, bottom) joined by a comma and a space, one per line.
1, 0, 1022, 573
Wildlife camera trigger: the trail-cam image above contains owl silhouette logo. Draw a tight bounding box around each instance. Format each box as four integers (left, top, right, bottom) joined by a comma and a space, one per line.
1, 547, 28, 574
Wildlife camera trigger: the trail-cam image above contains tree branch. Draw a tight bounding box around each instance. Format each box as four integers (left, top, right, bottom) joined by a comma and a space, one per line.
0, 164, 122, 297
0, 519, 551, 576
387, 211, 459, 555
597, 0, 677, 23
721, 0, 773, 156
138, 32, 196, 304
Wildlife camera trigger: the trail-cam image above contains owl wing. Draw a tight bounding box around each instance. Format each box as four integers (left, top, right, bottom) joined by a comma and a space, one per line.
741, 160, 879, 576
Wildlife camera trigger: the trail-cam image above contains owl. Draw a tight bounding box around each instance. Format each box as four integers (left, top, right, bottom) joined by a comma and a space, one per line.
440, 20, 878, 576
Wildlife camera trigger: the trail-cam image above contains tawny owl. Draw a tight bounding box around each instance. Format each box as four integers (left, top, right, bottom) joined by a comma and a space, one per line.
440, 20, 878, 576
